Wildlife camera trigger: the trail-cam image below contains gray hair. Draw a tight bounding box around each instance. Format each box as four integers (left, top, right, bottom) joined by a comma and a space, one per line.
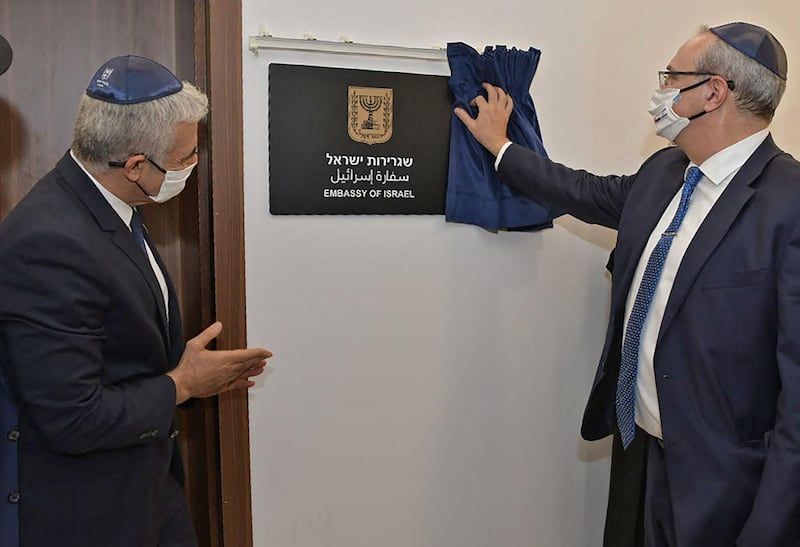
71, 82, 209, 172
695, 25, 786, 121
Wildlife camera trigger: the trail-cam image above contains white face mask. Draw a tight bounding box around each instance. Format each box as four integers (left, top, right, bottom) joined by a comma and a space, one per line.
648, 87, 690, 142
149, 162, 197, 203
647, 78, 710, 142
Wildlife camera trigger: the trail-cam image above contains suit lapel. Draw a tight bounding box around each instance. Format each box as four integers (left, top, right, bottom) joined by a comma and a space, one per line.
142, 228, 184, 361
56, 153, 171, 340
112, 228, 170, 338
612, 152, 688, 313
657, 136, 783, 344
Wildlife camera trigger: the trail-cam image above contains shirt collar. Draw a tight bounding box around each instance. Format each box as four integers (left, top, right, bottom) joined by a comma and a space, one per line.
687, 128, 770, 185
70, 149, 135, 228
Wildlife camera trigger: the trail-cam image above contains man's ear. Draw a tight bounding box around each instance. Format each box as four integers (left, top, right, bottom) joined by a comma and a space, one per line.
122, 154, 147, 181
705, 76, 731, 112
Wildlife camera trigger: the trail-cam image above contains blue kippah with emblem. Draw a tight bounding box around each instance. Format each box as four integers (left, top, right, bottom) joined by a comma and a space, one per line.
86, 55, 183, 104
710, 22, 787, 80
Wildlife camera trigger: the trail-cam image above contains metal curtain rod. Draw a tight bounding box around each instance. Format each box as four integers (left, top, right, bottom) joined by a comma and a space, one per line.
248, 34, 448, 61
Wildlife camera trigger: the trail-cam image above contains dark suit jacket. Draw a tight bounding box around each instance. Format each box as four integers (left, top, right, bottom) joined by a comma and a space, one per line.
0, 153, 185, 547
498, 136, 800, 547
0, 368, 19, 547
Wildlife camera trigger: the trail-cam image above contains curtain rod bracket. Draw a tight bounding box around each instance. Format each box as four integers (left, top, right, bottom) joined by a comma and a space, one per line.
248, 34, 448, 61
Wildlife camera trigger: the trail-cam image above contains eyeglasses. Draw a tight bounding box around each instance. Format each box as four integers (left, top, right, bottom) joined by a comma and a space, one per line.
658, 70, 735, 90
108, 144, 199, 173
108, 154, 166, 174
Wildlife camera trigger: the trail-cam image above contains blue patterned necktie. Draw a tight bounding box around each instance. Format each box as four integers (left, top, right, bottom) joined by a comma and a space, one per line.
130, 208, 148, 255
616, 166, 703, 449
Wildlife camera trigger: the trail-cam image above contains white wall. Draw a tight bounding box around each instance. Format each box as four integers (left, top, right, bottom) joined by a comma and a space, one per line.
241, 2, 800, 546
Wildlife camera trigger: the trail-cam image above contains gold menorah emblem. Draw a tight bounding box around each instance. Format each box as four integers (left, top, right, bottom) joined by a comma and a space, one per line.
348, 86, 393, 144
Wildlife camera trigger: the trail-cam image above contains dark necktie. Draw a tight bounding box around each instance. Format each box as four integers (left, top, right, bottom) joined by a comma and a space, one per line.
616, 166, 703, 449
130, 208, 171, 327
130, 208, 148, 255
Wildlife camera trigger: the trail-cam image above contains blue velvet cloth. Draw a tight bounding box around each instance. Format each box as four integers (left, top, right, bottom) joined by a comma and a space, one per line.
446, 42, 561, 231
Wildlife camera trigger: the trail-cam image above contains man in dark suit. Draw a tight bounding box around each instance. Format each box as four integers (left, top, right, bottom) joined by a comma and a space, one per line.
0, 55, 272, 547
456, 22, 800, 546
0, 32, 15, 547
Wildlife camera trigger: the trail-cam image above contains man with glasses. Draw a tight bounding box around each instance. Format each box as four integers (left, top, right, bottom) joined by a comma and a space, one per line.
456, 22, 797, 547
0, 55, 272, 547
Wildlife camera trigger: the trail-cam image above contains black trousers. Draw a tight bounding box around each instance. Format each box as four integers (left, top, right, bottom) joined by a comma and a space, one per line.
602, 427, 679, 547
603, 427, 647, 547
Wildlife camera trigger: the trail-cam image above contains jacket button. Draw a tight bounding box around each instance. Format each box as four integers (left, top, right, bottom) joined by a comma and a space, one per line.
138, 429, 158, 440
8, 491, 20, 504
169, 429, 180, 440
7, 429, 19, 441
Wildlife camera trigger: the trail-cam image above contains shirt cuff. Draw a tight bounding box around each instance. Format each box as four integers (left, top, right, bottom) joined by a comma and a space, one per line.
494, 141, 513, 171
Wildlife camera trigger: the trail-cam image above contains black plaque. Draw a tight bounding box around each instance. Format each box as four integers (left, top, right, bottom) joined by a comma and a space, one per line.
268, 64, 452, 215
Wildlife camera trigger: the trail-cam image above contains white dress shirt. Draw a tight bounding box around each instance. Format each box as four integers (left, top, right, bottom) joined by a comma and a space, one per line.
626, 129, 769, 438
495, 130, 771, 438
495, 141, 513, 170
70, 150, 170, 318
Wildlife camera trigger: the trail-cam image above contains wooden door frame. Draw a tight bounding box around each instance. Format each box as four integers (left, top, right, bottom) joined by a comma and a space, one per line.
200, 0, 254, 545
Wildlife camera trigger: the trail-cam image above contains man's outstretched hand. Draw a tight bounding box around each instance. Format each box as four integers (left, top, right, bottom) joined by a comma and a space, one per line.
167, 322, 272, 404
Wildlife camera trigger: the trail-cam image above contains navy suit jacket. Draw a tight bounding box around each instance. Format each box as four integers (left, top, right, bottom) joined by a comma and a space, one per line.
0, 153, 185, 547
0, 367, 18, 547
499, 136, 800, 546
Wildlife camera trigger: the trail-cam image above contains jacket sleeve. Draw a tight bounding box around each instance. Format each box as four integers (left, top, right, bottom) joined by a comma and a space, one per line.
0, 229, 177, 456
497, 143, 635, 230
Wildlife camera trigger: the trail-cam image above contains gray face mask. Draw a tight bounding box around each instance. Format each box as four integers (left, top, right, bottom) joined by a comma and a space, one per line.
647, 78, 710, 142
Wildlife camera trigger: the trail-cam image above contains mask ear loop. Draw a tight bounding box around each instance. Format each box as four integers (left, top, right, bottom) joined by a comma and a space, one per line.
683, 76, 735, 121
107, 154, 159, 198
133, 180, 155, 198
687, 111, 707, 121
